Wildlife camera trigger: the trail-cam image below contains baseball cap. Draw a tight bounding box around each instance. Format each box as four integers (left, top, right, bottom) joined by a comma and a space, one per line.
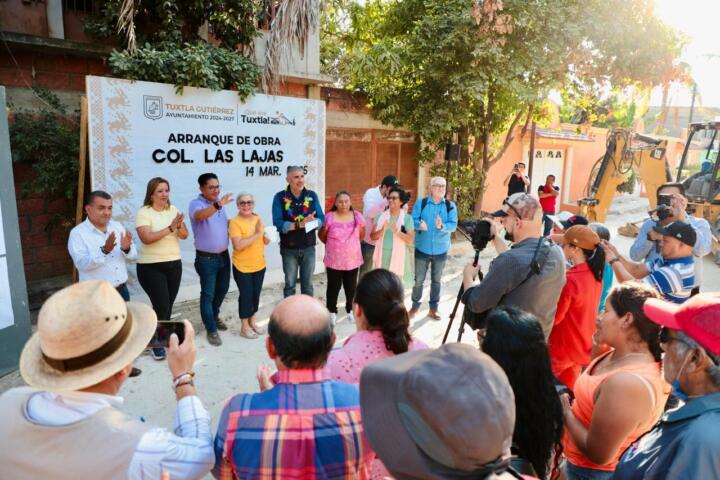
360, 343, 515, 477
643, 293, 720, 356
562, 225, 601, 250
381, 175, 398, 187
561, 214, 588, 230
652, 221, 697, 247
491, 193, 541, 220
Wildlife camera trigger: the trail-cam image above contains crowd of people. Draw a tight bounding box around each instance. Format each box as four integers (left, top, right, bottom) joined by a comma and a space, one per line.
2, 164, 719, 479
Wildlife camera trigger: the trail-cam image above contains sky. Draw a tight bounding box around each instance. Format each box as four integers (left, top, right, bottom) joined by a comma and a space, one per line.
650, 0, 720, 107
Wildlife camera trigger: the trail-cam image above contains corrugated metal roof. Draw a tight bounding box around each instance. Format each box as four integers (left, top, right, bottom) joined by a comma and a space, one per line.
535, 127, 594, 142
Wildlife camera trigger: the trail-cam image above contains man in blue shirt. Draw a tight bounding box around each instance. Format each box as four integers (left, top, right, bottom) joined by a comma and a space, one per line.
630, 182, 712, 285
614, 293, 720, 480
271, 166, 325, 297
408, 176, 457, 320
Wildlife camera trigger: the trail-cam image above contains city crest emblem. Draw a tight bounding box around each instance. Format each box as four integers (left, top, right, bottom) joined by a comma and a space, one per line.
143, 95, 163, 120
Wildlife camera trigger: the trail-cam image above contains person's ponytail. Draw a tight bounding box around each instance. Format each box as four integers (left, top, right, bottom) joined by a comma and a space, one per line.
354, 269, 411, 355
381, 300, 411, 354
583, 246, 606, 283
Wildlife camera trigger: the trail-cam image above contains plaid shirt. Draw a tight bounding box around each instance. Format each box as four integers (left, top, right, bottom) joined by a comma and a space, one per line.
213, 368, 373, 480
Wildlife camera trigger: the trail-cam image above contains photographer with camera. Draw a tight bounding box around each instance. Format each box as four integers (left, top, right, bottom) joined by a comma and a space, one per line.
462, 193, 566, 339
630, 182, 712, 285
504, 162, 530, 196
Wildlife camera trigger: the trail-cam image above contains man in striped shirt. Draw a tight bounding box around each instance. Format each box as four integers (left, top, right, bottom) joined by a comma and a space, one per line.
213, 295, 373, 479
602, 221, 697, 303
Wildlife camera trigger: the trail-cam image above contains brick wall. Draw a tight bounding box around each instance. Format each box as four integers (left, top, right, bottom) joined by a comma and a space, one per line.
0, 50, 110, 92
13, 163, 74, 282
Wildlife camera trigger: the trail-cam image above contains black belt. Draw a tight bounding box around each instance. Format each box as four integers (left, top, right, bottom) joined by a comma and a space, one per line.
196, 249, 228, 257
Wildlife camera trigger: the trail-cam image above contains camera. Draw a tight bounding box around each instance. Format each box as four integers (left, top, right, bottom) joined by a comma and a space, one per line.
460, 219, 494, 252
649, 194, 673, 221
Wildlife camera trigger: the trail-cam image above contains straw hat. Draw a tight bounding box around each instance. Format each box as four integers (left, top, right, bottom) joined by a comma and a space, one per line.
20, 280, 157, 391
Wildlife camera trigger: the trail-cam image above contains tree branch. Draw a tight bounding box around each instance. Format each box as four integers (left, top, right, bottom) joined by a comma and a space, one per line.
520, 102, 535, 138
488, 108, 525, 168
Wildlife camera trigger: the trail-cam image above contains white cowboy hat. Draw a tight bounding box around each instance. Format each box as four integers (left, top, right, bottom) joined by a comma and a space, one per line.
20, 280, 157, 391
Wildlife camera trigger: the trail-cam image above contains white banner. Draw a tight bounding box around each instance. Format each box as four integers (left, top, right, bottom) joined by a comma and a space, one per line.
86, 76, 326, 300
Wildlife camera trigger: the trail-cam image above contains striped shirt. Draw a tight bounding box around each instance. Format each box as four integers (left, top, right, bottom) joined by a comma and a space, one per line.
213, 368, 373, 480
644, 255, 696, 303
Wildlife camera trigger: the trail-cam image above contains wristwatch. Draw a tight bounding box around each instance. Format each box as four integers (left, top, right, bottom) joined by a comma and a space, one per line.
213, 201, 222, 210
100, 246, 110, 255
609, 258, 620, 265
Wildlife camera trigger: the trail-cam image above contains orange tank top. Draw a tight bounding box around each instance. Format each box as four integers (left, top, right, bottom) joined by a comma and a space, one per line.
563, 350, 669, 471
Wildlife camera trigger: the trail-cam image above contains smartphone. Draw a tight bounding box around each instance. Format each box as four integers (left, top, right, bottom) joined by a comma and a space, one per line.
149, 321, 185, 348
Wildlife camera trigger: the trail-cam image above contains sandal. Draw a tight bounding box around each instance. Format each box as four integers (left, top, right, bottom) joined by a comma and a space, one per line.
251, 325, 266, 335
240, 329, 258, 339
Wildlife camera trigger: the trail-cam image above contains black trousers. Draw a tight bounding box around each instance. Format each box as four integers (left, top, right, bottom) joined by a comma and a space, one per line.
326, 267, 359, 314
137, 260, 182, 321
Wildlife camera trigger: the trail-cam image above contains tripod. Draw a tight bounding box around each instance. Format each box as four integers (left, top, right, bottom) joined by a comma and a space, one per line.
441, 249, 482, 344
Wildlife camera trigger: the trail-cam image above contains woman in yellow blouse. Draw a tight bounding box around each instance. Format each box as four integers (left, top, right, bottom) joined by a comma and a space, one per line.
135, 177, 188, 359
229, 193, 270, 339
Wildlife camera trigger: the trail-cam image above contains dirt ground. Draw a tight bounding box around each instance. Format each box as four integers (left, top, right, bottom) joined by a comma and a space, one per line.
2, 194, 719, 479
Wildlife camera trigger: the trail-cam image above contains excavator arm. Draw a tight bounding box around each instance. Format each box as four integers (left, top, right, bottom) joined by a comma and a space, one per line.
578, 129, 671, 223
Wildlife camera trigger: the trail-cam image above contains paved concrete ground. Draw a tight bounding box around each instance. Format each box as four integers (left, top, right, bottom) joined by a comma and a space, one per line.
1, 194, 719, 479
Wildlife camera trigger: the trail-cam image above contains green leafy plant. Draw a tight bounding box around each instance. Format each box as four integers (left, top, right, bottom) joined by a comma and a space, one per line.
85, 1, 263, 98
109, 41, 261, 99
9, 88, 79, 228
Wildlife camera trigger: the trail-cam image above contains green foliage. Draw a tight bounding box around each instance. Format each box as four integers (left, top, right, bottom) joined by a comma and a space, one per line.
559, 86, 649, 128
9, 88, 79, 226
340, 0, 685, 215
85, 0, 262, 49
109, 41, 260, 99
616, 168, 638, 195
85, 1, 262, 97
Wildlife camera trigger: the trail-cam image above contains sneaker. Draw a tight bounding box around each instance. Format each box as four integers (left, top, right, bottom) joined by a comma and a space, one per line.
330, 313, 337, 326
207, 331, 222, 346
151, 348, 166, 361
216, 318, 228, 331
408, 307, 419, 319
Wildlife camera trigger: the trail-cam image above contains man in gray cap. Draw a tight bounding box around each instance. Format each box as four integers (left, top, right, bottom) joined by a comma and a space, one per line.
360, 343, 525, 479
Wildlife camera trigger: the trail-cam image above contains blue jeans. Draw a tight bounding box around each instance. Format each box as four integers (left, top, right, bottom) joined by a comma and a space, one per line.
194, 252, 231, 333
542, 212, 554, 237
281, 246, 315, 297
116, 283, 130, 301
411, 250, 448, 310
565, 462, 614, 480
232, 267, 265, 318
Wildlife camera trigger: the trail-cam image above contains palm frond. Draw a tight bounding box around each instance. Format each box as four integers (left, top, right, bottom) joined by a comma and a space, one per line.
117, 0, 137, 54
263, 0, 322, 93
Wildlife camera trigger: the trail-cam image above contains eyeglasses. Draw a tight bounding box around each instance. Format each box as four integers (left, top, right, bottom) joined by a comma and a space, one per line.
205, 184, 221, 191
503, 198, 523, 219
431, 184, 446, 188
238, 201, 254, 206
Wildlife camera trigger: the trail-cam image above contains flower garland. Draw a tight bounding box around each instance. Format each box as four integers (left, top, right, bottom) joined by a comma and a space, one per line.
283, 190, 313, 222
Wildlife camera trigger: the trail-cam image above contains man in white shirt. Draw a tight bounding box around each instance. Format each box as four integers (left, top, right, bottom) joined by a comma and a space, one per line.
68, 191, 136, 301
0, 280, 215, 480
360, 175, 397, 278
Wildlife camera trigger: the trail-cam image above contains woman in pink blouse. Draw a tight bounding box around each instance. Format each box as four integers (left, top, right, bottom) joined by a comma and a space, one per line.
318, 191, 365, 324
328, 268, 429, 384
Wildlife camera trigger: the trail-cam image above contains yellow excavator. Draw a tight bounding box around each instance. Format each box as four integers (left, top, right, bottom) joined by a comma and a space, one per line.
578, 123, 720, 251
578, 128, 671, 225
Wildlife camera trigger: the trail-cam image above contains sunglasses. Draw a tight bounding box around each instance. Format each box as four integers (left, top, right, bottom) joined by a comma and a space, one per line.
503, 198, 523, 219
238, 200, 254, 206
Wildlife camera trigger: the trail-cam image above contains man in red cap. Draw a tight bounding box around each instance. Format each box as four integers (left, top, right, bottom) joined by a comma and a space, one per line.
614, 293, 720, 480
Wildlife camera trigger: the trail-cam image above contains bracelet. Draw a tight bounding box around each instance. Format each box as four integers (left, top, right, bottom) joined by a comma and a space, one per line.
174, 378, 195, 391
168, 224, 174, 233
609, 258, 620, 265
172, 371, 195, 382
173, 372, 196, 390
100, 246, 110, 255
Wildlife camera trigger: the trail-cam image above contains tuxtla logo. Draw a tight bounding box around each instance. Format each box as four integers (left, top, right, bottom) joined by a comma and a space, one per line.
143, 95, 163, 120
